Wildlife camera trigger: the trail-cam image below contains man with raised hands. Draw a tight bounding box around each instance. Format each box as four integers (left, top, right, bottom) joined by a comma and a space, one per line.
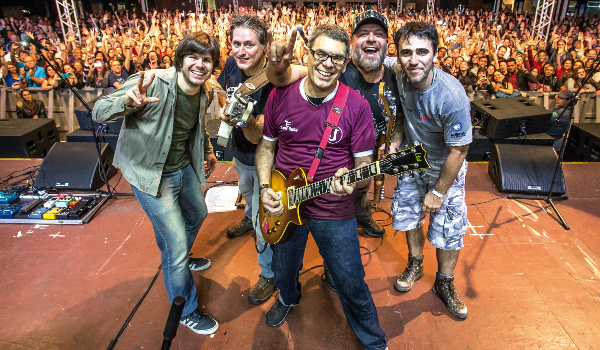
92, 31, 220, 336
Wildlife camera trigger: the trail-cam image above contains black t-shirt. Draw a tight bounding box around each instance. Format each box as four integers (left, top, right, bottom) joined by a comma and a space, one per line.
217, 56, 275, 166
339, 61, 399, 139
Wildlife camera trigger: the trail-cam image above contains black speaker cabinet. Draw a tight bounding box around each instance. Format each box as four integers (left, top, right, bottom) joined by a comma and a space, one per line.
472, 98, 552, 139
564, 123, 600, 162
67, 128, 119, 151
75, 96, 123, 134
34, 142, 118, 190
488, 144, 566, 195
0, 119, 58, 158
467, 132, 555, 162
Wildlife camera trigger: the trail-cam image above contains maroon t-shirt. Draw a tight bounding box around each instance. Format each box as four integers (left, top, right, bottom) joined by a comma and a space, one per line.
508, 73, 518, 91
263, 79, 375, 221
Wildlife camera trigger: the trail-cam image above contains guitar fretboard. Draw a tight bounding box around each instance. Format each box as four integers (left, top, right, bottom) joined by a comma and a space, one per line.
289, 162, 380, 205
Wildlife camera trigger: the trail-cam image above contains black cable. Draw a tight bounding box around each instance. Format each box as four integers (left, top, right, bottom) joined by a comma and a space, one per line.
106, 264, 162, 350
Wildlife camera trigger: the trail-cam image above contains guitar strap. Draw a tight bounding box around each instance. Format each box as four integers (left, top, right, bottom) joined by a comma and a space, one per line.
306, 83, 350, 182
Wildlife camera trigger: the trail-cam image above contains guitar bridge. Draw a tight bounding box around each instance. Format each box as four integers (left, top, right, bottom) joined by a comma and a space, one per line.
286, 186, 296, 210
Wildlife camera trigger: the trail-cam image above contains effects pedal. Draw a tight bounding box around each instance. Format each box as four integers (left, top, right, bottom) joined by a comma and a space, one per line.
43, 198, 57, 208
29, 207, 49, 219
55, 196, 75, 208
0, 204, 23, 219
43, 207, 62, 220
0, 192, 18, 205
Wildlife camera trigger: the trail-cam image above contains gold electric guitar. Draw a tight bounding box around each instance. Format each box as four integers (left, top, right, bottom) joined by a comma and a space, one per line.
259, 144, 430, 245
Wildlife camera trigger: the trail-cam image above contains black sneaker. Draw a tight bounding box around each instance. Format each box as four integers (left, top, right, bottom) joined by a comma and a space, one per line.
321, 265, 338, 293
180, 309, 219, 334
227, 216, 254, 238
357, 218, 385, 237
394, 255, 424, 292
248, 275, 276, 305
188, 257, 211, 271
266, 297, 291, 327
432, 273, 468, 319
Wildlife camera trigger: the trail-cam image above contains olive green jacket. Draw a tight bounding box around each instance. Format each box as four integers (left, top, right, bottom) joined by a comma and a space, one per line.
92, 67, 214, 196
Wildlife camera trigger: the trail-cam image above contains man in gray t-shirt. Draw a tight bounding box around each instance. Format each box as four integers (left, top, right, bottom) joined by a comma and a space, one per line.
388, 22, 472, 320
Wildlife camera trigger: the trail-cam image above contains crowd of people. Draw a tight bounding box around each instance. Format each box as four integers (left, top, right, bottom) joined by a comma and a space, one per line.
2, 4, 600, 100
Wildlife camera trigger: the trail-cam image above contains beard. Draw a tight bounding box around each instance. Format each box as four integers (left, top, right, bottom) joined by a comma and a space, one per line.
352, 44, 387, 73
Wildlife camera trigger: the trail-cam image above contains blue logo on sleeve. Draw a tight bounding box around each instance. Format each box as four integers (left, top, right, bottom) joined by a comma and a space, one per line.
451, 122, 462, 131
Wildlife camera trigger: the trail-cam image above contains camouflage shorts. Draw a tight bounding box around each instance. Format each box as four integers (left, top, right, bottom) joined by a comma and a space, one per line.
391, 161, 468, 250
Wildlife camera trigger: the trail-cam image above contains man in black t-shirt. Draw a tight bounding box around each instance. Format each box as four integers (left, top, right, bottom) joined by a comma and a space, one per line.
216, 15, 277, 307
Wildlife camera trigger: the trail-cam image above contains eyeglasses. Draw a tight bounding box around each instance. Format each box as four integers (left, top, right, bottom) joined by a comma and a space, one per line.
309, 49, 346, 65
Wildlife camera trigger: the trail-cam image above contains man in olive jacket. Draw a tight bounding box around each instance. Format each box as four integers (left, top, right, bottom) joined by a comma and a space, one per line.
92, 32, 220, 335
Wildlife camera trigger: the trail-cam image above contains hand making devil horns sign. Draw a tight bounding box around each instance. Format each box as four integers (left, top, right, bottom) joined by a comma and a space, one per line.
267, 28, 298, 71
123, 71, 160, 107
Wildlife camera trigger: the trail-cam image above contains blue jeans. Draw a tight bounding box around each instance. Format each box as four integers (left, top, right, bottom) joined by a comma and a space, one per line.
233, 158, 273, 278
131, 164, 207, 318
272, 218, 387, 350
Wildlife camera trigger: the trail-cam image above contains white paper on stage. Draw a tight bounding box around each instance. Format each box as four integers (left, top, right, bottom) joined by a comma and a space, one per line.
205, 185, 240, 213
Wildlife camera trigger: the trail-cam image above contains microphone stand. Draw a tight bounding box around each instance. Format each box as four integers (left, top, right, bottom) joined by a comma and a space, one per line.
507, 55, 600, 230
25, 36, 114, 198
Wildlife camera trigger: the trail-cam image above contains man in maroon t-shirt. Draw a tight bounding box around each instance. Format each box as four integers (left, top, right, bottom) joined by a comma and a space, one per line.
255, 24, 387, 350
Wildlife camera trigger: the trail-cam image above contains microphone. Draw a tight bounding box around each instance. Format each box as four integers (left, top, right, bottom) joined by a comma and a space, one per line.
296, 25, 309, 44
21, 33, 42, 48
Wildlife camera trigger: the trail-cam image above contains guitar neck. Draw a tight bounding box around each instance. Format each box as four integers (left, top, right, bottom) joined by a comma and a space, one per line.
291, 162, 380, 205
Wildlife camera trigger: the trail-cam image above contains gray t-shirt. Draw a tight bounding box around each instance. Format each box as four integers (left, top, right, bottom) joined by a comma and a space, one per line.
394, 65, 472, 175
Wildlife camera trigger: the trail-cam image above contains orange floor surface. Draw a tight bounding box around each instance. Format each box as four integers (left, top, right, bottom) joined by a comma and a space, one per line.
1, 159, 599, 350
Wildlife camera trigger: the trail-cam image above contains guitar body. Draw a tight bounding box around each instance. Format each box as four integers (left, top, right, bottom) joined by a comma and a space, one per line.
259, 168, 308, 245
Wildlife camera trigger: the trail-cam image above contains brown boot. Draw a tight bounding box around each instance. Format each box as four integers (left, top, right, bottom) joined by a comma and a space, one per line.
227, 216, 253, 238
248, 275, 276, 305
394, 255, 424, 292
432, 273, 468, 319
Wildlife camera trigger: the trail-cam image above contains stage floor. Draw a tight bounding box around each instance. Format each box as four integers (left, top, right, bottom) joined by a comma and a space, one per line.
1, 158, 600, 350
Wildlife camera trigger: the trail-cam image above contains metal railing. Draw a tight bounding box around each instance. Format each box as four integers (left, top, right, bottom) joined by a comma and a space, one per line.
0, 87, 222, 133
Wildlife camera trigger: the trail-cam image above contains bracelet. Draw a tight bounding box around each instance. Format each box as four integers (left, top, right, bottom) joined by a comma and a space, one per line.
259, 184, 270, 191
431, 189, 445, 198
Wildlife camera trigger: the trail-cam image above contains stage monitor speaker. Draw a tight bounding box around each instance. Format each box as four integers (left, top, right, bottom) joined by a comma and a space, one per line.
467, 132, 555, 162
564, 123, 600, 162
472, 97, 552, 139
488, 144, 565, 195
34, 142, 118, 190
75, 96, 123, 134
0, 119, 58, 158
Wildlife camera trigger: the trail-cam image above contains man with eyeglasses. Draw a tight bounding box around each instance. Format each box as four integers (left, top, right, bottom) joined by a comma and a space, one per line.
257, 24, 387, 350
266, 10, 401, 293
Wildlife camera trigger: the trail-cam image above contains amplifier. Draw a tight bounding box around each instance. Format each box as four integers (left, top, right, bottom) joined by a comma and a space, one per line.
564, 123, 600, 162
472, 97, 552, 139
0, 119, 58, 158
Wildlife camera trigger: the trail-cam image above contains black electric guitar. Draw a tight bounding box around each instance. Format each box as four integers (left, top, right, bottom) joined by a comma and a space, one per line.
259, 144, 430, 245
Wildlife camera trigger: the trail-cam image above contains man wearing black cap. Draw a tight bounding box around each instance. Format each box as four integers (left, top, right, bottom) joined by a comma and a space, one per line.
547, 90, 575, 152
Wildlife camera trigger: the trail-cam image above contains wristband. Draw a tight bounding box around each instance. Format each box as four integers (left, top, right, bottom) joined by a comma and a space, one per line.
259, 184, 270, 191
431, 189, 445, 198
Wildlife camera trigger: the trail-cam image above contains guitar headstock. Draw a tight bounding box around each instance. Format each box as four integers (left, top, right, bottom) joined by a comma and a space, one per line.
379, 144, 431, 176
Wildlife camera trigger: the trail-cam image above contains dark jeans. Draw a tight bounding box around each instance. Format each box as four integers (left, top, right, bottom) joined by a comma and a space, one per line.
354, 182, 373, 223
131, 164, 208, 318
272, 218, 387, 350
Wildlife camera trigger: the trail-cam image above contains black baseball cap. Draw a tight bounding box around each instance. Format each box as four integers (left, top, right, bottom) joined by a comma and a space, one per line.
351, 10, 388, 36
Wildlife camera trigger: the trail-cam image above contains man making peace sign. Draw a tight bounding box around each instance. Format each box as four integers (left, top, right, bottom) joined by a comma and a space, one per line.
92, 31, 220, 336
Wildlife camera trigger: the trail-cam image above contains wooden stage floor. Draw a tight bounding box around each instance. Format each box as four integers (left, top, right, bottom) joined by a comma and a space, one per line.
0, 158, 599, 350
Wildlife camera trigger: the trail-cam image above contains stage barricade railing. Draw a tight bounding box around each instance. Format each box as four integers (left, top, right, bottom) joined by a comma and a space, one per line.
471, 90, 600, 123
0, 87, 221, 132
